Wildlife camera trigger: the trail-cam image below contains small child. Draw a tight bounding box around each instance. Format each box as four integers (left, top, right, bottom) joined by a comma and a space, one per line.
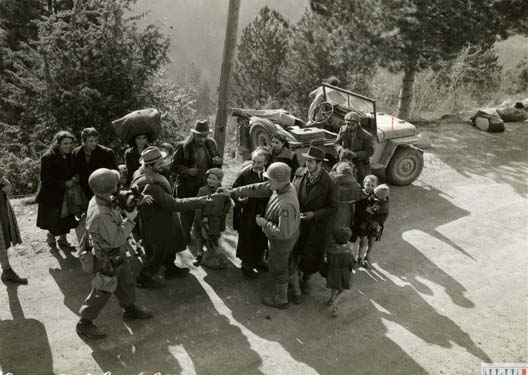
354, 180, 390, 269
192, 168, 231, 269
325, 227, 354, 318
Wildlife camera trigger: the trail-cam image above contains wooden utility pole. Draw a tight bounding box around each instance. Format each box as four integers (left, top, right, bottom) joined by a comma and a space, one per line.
214, 0, 240, 156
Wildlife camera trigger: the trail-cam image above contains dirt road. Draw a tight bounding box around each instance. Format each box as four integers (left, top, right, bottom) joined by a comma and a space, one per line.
1, 122, 526, 375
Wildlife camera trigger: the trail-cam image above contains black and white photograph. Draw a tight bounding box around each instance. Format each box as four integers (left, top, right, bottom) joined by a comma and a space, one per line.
0, 0, 527, 374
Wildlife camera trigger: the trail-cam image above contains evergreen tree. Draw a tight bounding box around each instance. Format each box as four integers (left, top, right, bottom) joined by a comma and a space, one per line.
232, 6, 290, 108
310, 0, 528, 119
280, 9, 377, 117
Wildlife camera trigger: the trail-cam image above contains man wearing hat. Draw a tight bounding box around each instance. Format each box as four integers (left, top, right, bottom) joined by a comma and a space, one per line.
335, 111, 375, 184
172, 120, 223, 246
132, 146, 212, 289
77, 168, 153, 339
292, 146, 339, 295
220, 162, 301, 309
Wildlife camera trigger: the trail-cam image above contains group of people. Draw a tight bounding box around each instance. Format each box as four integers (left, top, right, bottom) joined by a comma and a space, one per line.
0, 107, 390, 340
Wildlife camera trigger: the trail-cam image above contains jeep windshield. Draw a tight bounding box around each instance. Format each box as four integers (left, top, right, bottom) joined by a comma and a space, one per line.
321, 83, 376, 116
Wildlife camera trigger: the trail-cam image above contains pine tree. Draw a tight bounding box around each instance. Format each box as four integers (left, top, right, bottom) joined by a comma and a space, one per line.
280, 9, 377, 117
232, 6, 290, 108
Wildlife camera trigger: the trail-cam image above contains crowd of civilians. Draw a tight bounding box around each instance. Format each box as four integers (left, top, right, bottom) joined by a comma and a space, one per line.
0, 109, 390, 339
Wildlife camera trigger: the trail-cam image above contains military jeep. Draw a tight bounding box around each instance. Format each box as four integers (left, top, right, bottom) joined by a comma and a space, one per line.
232, 83, 424, 186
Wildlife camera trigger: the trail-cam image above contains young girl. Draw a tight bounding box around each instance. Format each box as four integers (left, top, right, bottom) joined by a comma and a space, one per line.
354, 180, 390, 269
325, 227, 354, 317
193, 168, 231, 269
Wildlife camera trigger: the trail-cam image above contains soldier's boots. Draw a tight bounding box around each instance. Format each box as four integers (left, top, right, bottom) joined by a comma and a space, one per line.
76, 321, 106, 340
262, 283, 289, 309
1, 268, 28, 285
123, 305, 153, 321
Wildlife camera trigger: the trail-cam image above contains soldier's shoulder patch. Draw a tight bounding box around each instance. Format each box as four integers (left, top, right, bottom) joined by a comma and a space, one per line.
281, 210, 289, 217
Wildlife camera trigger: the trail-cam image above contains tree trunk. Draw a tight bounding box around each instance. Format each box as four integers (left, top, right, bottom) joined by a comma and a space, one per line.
397, 66, 416, 120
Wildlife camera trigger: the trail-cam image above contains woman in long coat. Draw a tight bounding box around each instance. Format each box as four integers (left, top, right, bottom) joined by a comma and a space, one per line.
232, 148, 270, 278
269, 132, 300, 180
36, 131, 78, 250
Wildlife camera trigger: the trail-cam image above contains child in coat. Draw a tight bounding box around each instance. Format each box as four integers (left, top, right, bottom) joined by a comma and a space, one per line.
193, 168, 231, 269
354, 180, 390, 269
325, 227, 354, 318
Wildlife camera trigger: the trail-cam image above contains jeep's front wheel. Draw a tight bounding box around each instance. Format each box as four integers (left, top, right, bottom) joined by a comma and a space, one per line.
385, 147, 423, 186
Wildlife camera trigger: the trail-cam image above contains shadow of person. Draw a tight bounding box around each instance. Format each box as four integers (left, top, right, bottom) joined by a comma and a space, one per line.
203, 264, 430, 375
78, 270, 265, 375
48, 247, 92, 316
381, 183, 476, 308
0, 283, 54, 375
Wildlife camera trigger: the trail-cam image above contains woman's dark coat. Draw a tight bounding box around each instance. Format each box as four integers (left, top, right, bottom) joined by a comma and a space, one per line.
36, 146, 77, 235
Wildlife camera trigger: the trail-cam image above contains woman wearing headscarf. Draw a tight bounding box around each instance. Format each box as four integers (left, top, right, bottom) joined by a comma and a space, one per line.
36, 131, 78, 250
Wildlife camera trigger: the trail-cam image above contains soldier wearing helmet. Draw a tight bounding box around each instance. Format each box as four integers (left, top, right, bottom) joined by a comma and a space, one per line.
77, 168, 154, 340
335, 111, 375, 183
220, 162, 301, 309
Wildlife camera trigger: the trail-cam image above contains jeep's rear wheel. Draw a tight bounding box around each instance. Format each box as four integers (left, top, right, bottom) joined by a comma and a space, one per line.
385, 147, 423, 186
249, 120, 276, 149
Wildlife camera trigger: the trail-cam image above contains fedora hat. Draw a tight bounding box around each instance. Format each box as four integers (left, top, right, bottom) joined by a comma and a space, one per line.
302, 146, 328, 162
191, 120, 211, 135
139, 146, 167, 165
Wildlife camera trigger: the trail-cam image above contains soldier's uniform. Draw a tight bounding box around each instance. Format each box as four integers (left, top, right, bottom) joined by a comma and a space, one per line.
334, 112, 375, 184
79, 196, 137, 321
77, 168, 151, 339
232, 180, 300, 305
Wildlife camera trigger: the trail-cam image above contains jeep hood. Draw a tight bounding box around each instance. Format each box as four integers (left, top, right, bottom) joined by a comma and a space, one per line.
376, 113, 416, 141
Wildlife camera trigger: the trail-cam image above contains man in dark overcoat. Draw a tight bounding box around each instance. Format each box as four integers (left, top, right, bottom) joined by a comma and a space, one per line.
334, 111, 375, 184
171, 120, 222, 245
232, 148, 270, 278
133, 147, 211, 289
72, 127, 118, 252
292, 146, 339, 294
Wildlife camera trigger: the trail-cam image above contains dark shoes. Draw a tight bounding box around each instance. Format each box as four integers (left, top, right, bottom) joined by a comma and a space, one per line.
1, 268, 28, 285
241, 266, 258, 279
361, 257, 371, 269
123, 306, 153, 321
136, 274, 163, 289
76, 321, 107, 339
193, 255, 203, 267
261, 296, 288, 310
57, 236, 76, 252
256, 262, 269, 273
165, 265, 190, 279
